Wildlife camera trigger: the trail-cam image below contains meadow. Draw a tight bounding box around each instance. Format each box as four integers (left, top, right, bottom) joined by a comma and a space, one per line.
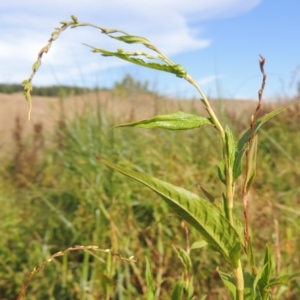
0, 88, 299, 299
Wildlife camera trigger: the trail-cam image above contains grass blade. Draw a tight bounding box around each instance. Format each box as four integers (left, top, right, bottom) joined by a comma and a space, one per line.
145, 257, 156, 300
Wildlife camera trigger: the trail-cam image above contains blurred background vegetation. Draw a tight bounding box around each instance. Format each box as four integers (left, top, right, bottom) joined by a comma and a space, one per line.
0, 75, 300, 299
0, 74, 152, 97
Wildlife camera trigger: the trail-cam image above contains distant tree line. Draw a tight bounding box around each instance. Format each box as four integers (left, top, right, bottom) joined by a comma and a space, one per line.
0, 74, 154, 97
0, 84, 98, 97
113, 73, 151, 93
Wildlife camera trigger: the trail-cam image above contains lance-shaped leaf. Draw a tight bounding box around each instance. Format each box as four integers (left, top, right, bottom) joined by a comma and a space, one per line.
218, 160, 226, 185
244, 272, 261, 300
109, 34, 152, 47
84, 44, 187, 78
264, 272, 300, 290
217, 269, 262, 300
172, 280, 185, 300
113, 111, 213, 130
173, 246, 192, 273
97, 157, 242, 268
217, 268, 237, 300
233, 100, 298, 182
244, 135, 258, 192
218, 126, 237, 185
257, 244, 272, 297
247, 237, 257, 276
225, 126, 236, 172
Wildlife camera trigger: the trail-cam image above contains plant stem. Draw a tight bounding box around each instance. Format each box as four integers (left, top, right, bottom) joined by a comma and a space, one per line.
234, 260, 244, 300
226, 160, 244, 299
186, 73, 244, 299
185, 74, 225, 142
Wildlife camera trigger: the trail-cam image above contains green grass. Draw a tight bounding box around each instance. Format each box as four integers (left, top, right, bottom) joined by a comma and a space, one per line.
1, 95, 300, 299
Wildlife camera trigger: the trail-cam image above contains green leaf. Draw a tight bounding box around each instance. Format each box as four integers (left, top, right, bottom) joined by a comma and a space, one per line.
217, 269, 262, 300
109, 34, 152, 46
173, 246, 192, 272
233, 100, 298, 182
84, 44, 187, 78
217, 160, 226, 185
217, 268, 236, 300
244, 271, 262, 300
245, 135, 258, 192
220, 126, 236, 188
190, 240, 208, 250
265, 272, 300, 290
225, 125, 236, 172
198, 185, 215, 203
171, 277, 195, 300
145, 257, 156, 300
172, 280, 185, 300
216, 127, 236, 186
257, 245, 272, 296
186, 275, 195, 300
97, 157, 242, 268
113, 111, 212, 130
233, 216, 245, 247
252, 263, 269, 300
247, 237, 257, 275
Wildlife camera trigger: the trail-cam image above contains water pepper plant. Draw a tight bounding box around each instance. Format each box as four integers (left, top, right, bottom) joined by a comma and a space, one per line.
22, 15, 300, 300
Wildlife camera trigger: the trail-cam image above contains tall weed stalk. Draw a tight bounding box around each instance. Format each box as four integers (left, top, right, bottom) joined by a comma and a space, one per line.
21, 15, 300, 299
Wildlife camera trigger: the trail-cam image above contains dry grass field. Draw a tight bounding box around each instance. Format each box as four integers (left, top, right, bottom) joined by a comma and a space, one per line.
1, 89, 300, 299
0, 90, 264, 147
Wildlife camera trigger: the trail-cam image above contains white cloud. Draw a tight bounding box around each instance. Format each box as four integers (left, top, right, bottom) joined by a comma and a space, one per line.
0, 0, 261, 86
197, 75, 223, 86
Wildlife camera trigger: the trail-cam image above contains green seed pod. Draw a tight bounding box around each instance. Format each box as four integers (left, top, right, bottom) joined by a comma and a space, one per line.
71, 15, 78, 23
173, 64, 187, 78
101, 28, 118, 34
32, 59, 41, 72
51, 31, 59, 40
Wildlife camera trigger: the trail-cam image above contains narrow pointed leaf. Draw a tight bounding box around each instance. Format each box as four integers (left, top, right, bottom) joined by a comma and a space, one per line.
217, 268, 236, 300
221, 126, 236, 187
257, 245, 272, 295
173, 246, 192, 272
265, 272, 300, 290
233, 216, 245, 246
198, 185, 215, 203
252, 263, 268, 294
113, 111, 212, 130
172, 280, 185, 300
85, 44, 187, 78
186, 275, 195, 300
247, 237, 257, 275
245, 135, 258, 192
243, 272, 261, 300
225, 125, 236, 171
217, 160, 226, 185
233, 100, 298, 182
218, 270, 261, 300
109, 34, 152, 46
97, 157, 242, 268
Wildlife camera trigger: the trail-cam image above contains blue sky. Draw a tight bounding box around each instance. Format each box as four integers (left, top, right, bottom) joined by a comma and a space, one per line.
1, 0, 299, 100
